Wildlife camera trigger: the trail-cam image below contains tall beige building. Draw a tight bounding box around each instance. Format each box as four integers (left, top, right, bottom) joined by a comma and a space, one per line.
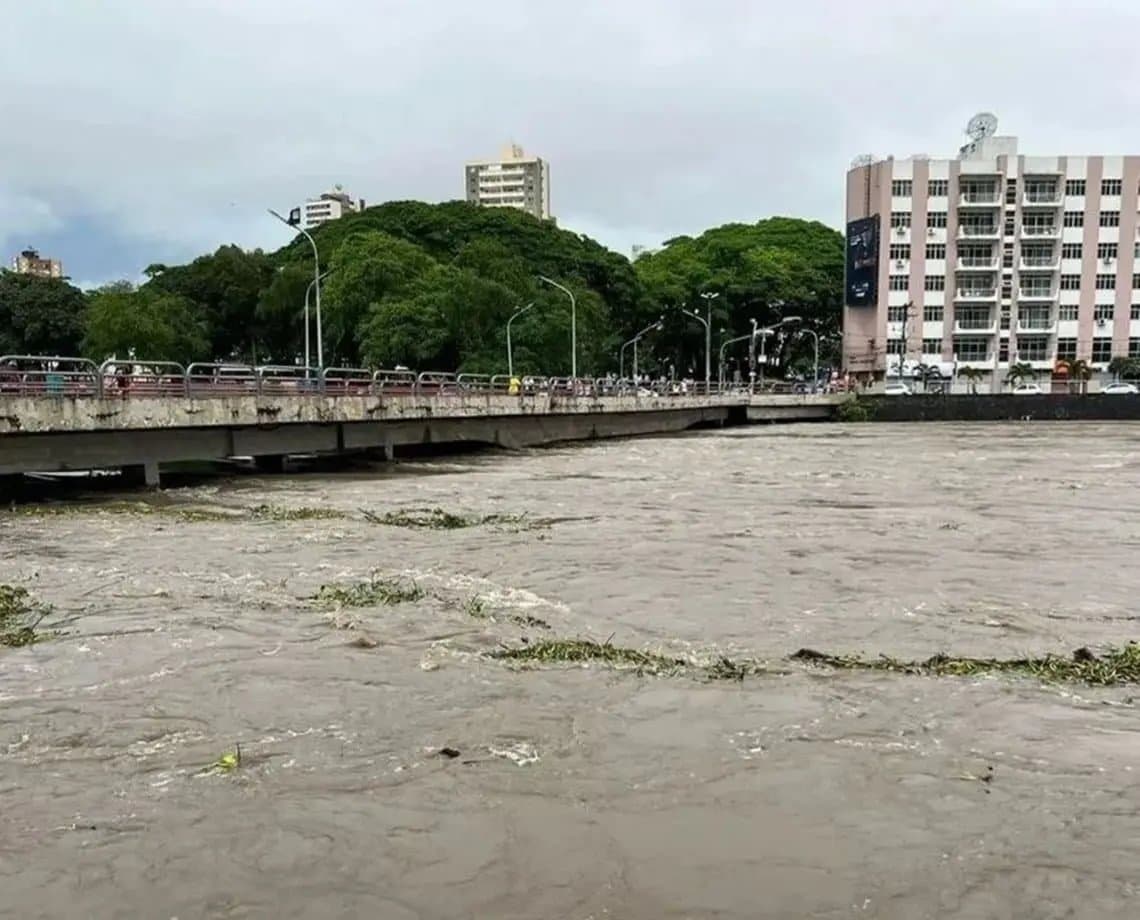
12, 248, 63, 279
465, 144, 551, 220
845, 116, 1140, 391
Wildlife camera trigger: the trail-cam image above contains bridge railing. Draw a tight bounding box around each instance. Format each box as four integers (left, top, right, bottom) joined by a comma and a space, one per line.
0, 355, 100, 397
373, 369, 416, 394
321, 367, 373, 396
100, 360, 188, 398
187, 363, 260, 397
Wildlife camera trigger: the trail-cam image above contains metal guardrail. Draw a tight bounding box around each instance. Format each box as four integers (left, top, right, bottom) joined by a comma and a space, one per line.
0, 355, 772, 400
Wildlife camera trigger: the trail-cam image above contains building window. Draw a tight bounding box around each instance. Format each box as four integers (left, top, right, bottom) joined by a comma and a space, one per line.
1132, 304, 1140, 320
1095, 304, 1114, 321
1002, 282, 1013, 299
886, 338, 906, 355
1096, 274, 1116, 290
1001, 314, 1011, 330
891, 211, 911, 228
927, 211, 947, 228
925, 275, 945, 291
1100, 211, 1120, 227
1004, 217, 1016, 236
1063, 211, 1084, 228
1101, 178, 1123, 196
1135, 242, 1140, 259
1061, 243, 1083, 259
923, 304, 944, 322
922, 338, 942, 354
1130, 338, 1140, 358
889, 275, 909, 291
1065, 179, 1086, 196
1060, 274, 1082, 290
954, 337, 990, 361
1098, 243, 1119, 260
888, 305, 909, 321
1003, 252, 1014, 268
925, 243, 946, 260
1005, 179, 1018, 205
889, 244, 911, 260
999, 340, 1010, 362
928, 179, 948, 197
1056, 338, 1077, 360
1092, 338, 1113, 362
1134, 273, 1140, 289
1019, 337, 1050, 361
892, 179, 913, 197
1059, 305, 1079, 321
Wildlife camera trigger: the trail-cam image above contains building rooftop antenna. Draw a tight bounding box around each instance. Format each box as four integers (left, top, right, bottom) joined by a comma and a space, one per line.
965, 112, 998, 142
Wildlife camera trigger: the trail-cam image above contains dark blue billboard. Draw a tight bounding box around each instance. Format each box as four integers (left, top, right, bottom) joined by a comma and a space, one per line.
845, 216, 880, 307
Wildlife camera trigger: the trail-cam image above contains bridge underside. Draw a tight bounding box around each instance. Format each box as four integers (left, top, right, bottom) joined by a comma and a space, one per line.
0, 407, 735, 477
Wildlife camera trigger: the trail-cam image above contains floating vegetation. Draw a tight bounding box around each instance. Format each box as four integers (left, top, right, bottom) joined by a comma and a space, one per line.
199, 745, 243, 776
465, 595, 490, 619
492, 639, 688, 676
248, 504, 346, 522
313, 575, 425, 609
0, 584, 57, 647
463, 594, 550, 630
3, 501, 345, 524
361, 507, 546, 531
790, 644, 1140, 686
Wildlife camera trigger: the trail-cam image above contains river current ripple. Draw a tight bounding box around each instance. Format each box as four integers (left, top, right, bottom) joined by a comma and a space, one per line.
2, 422, 1140, 918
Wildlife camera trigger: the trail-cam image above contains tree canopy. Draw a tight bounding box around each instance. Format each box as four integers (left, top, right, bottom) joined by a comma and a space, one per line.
2, 202, 844, 380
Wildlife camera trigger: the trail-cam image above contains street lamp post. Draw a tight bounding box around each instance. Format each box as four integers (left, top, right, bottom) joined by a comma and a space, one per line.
718, 332, 753, 389
538, 275, 576, 379
698, 291, 719, 391
621, 318, 664, 384
506, 302, 535, 378
780, 316, 819, 392
304, 268, 333, 375
269, 209, 324, 369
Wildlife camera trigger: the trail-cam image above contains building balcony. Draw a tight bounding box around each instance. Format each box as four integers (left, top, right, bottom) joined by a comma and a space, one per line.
1020, 254, 1060, 270
958, 191, 1001, 207
1021, 225, 1061, 240
958, 225, 1000, 239
955, 287, 997, 301
954, 357, 995, 370
958, 255, 998, 270
954, 320, 997, 335
1016, 320, 1058, 335
1018, 288, 1058, 301
1023, 191, 1062, 207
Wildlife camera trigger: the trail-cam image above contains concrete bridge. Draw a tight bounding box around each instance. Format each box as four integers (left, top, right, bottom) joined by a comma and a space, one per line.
0, 384, 844, 485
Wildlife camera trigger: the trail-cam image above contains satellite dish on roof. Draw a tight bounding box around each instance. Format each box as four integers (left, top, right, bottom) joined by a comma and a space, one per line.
966, 112, 998, 142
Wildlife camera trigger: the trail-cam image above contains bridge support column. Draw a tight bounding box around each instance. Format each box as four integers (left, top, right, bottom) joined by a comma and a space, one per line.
254, 454, 285, 474
122, 462, 162, 489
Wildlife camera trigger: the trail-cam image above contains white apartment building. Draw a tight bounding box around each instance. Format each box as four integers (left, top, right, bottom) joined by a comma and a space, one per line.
298, 186, 364, 230
844, 117, 1140, 391
11, 248, 62, 279
465, 145, 551, 220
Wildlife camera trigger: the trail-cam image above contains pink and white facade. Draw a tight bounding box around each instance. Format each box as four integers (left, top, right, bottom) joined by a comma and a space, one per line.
844, 133, 1140, 390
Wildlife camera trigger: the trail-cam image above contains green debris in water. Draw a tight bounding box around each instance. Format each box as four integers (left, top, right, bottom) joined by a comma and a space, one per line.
314, 575, 425, 609
465, 595, 490, 619
4, 501, 345, 524
361, 507, 546, 531
492, 639, 688, 676
0, 584, 56, 648
248, 504, 346, 522
790, 644, 1140, 686
201, 745, 243, 776
463, 595, 550, 630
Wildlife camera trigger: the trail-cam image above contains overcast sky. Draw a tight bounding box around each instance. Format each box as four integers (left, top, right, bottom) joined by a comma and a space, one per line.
3, 0, 1139, 286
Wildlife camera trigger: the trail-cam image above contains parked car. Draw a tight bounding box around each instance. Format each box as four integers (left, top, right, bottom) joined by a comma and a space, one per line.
883, 382, 912, 396
1012, 383, 1045, 395
1102, 381, 1139, 395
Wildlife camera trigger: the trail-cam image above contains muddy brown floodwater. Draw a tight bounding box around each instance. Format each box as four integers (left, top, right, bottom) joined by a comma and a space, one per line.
3, 422, 1140, 919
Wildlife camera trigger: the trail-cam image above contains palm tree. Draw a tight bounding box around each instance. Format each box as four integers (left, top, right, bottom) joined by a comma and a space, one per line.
959, 366, 986, 395
1057, 357, 1092, 394
1005, 362, 1036, 390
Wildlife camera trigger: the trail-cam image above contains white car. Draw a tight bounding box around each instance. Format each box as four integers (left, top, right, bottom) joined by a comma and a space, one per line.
1012, 383, 1044, 395
883, 383, 912, 396
1103, 382, 1139, 395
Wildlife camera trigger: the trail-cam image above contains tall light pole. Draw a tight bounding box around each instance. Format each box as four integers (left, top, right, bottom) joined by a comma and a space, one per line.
506, 302, 535, 378
538, 275, 576, 378
781, 316, 819, 393
681, 306, 710, 390
621, 318, 663, 382
304, 268, 333, 374
719, 331, 752, 389
699, 291, 718, 391
269, 209, 324, 369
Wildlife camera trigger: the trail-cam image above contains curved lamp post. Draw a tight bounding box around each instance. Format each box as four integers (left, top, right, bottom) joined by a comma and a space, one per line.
620, 317, 664, 382
537, 275, 576, 378
506, 301, 535, 378
780, 315, 819, 392
683, 299, 714, 393
304, 268, 333, 375
269, 209, 324, 369
719, 331, 753, 388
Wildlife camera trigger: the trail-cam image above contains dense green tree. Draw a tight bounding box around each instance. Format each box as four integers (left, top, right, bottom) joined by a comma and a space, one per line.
254, 264, 317, 365
144, 245, 275, 360
83, 287, 210, 364
0, 272, 88, 357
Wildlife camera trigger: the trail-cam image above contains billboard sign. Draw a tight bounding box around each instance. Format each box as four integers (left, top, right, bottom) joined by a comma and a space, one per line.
845, 216, 879, 307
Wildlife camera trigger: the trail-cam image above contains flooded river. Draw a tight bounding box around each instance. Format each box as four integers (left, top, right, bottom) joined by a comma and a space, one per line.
3, 422, 1140, 918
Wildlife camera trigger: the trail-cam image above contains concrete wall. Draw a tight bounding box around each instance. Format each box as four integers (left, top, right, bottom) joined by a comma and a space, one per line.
865, 394, 1140, 422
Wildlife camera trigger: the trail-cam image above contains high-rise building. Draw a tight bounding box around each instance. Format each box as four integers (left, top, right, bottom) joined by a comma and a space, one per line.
12, 248, 63, 279
465, 144, 551, 220
294, 185, 364, 231
844, 116, 1140, 390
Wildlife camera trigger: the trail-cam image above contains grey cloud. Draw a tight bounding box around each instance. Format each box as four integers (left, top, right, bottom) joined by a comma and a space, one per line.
2, 0, 1139, 278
